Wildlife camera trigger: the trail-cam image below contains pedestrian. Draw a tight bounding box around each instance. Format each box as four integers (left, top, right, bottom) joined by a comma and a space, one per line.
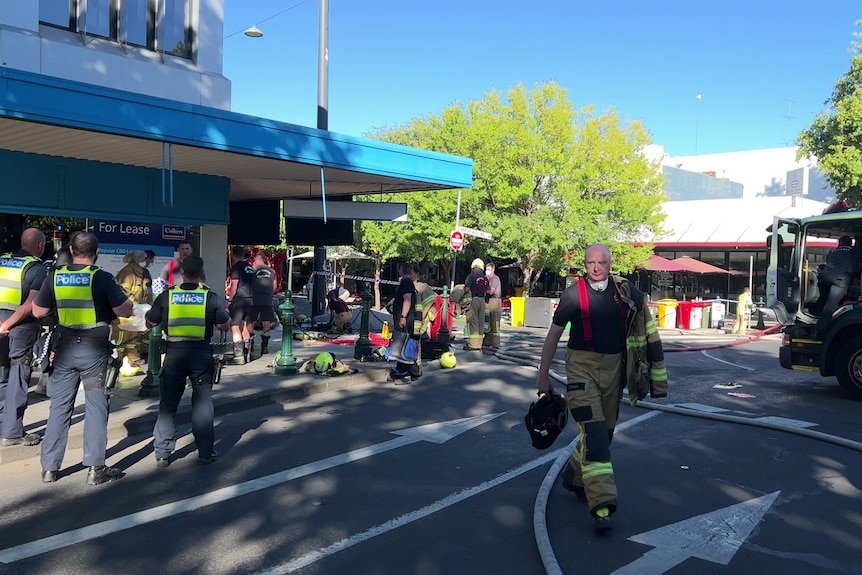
226, 246, 254, 364
535, 243, 668, 532
463, 258, 488, 351
387, 262, 419, 384
482, 262, 503, 350
733, 286, 753, 335
249, 252, 278, 354
327, 289, 353, 334
0, 228, 48, 447
113, 250, 151, 373
33, 232, 134, 485
146, 255, 230, 468
159, 240, 199, 288
813, 236, 857, 339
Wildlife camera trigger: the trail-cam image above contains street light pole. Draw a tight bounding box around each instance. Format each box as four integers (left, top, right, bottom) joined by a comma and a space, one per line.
311, 0, 331, 319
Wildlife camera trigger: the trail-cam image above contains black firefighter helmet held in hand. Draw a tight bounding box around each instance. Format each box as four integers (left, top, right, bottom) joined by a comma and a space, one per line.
524, 392, 568, 450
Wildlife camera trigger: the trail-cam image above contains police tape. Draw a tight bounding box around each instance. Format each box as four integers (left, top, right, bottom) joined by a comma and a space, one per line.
309, 270, 447, 292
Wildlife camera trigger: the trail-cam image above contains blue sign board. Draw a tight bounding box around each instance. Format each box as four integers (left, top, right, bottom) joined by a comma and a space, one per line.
94, 220, 188, 246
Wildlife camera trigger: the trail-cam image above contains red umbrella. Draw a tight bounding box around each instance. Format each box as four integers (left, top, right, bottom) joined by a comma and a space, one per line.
644, 255, 690, 272
671, 256, 732, 274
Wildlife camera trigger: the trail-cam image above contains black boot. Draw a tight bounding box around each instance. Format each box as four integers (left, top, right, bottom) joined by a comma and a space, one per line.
260, 335, 270, 354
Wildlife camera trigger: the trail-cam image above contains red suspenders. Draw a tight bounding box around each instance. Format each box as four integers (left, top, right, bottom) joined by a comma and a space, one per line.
576, 278, 628, 351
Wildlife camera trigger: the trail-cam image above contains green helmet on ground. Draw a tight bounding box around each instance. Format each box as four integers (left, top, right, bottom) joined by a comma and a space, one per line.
314, 352, 335, 373
440, 352, 457, 368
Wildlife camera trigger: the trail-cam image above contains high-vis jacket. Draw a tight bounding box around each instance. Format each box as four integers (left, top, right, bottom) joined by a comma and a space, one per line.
0, 254, 39, 311
54, 266, 104, 329
166, 286, 207, 341
615, 276, 668, 400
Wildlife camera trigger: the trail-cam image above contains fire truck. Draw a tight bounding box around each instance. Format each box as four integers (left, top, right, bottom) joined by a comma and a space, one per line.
766, 209, 862, 400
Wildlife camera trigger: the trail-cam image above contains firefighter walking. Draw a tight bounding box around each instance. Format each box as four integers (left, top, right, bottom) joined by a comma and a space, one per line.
536, 244, 668, 532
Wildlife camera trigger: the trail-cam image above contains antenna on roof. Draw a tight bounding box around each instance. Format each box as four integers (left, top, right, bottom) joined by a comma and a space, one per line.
782, 99, 797, 147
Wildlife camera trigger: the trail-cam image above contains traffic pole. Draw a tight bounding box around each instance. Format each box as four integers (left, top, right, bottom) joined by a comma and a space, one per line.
354, 282, 373, 361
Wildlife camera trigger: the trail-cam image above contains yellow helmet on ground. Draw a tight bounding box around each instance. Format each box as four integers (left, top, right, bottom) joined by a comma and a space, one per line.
440, 352, 457, 368
471, 258, 484, 269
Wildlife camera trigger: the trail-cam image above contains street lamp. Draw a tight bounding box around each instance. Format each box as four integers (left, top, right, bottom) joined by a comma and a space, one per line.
243, 25, 263, 38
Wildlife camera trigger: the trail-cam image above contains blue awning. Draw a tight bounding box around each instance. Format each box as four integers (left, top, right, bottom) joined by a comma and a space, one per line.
0, 68, 473, 203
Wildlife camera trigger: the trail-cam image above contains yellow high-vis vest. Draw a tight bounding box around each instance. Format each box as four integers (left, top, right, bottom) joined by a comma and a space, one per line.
167, 286, 207, 341
0, 254, 39, 311
54, 266, 102, 329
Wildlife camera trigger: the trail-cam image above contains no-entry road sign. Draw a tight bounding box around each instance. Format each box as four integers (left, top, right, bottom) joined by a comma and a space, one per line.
449, 230, 464, 251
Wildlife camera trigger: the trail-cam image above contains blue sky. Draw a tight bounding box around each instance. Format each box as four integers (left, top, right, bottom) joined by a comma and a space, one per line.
223, 1, 860, 157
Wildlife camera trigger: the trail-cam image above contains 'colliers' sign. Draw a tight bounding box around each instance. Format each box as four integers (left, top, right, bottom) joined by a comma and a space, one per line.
94, 220, 188, 246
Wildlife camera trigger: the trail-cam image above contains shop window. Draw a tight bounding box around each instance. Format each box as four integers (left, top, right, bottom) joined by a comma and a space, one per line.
85, 0, 113, 38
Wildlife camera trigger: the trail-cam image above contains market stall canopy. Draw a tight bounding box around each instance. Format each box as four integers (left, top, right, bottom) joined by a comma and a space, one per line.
644, 255, 690, 272
672, 256, 732, 274
328, 246, 372, 260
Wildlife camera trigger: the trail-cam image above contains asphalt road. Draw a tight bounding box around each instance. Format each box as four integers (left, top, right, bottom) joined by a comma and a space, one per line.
0, 332, 860, 575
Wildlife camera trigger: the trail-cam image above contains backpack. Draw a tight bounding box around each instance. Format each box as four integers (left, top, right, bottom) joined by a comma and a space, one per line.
473, 274, 489, 297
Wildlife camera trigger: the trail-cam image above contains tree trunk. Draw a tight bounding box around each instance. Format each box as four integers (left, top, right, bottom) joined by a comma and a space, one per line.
374, 260, 383, 310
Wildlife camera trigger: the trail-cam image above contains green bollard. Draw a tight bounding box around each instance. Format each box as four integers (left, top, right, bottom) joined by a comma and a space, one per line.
437, 285, 450, 346
139, 325, 162, 398
354, 282, 373, 361
274, 291, 298, 375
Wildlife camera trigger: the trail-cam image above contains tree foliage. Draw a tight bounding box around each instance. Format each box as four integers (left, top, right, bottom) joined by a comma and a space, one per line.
358, 81, 666, 295
797, 22, 862, 205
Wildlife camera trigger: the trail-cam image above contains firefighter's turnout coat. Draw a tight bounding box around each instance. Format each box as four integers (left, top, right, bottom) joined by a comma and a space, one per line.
615, 277, 668, 401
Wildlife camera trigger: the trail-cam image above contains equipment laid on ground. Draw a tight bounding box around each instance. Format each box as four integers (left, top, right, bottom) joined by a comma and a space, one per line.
439, 351, 457, 368
524, 392, 568, 450
767, 210, 862, 400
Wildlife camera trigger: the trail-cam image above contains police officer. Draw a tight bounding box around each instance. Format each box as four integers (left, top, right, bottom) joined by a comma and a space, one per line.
146, 255, 230, 467
0, 228, 47, 447
33, 232, 133, 485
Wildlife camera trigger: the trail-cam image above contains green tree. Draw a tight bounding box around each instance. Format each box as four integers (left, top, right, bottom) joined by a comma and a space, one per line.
363, 81, 666, 295
797, 22, 862, 204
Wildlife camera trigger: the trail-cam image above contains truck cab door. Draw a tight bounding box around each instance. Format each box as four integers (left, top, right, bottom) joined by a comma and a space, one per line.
766, 217, 801, 325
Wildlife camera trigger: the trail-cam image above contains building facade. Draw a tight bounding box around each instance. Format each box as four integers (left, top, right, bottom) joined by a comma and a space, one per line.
0, 2, 473, 283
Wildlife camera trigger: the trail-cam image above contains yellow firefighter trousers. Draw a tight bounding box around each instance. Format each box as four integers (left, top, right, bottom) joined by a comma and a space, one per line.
464, 297, 486, 350
482, 297, 502, 347
563, 349, 623, 517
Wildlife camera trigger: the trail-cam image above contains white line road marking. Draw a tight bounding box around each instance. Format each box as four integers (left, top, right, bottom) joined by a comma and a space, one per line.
0, 413, 504, 564
701, 349, 756, 371
262, 412, 663, 575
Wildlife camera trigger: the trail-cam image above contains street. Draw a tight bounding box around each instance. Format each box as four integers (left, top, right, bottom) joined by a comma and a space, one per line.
0, 332, 860, 575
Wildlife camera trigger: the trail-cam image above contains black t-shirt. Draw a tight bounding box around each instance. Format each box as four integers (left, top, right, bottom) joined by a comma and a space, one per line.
553, 280, 625, 354
393, 276, 417, 328
34, 264, 129, 339
230, 260, 255, 299
251, 264, 277, 305
0, 250, 48, 326
146, 283, 230, 342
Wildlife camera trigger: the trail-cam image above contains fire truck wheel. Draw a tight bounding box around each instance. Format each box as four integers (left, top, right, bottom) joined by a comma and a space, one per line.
834, 335, 862, 401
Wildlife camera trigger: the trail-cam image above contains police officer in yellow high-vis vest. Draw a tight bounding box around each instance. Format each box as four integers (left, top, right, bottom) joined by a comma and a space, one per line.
0, 228, 47, 447
145, 255, 230, 467
33, 232, 133, 485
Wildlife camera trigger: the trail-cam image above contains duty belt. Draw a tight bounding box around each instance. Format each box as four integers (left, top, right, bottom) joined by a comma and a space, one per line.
56, 333, 111, 347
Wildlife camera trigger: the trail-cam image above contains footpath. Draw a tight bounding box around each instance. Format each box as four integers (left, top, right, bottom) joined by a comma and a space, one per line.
0, 318, 772, 467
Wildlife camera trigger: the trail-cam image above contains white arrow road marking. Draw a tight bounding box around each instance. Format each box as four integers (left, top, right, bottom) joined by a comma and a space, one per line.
0, 413, 504, 564
611, 491, 781, 575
